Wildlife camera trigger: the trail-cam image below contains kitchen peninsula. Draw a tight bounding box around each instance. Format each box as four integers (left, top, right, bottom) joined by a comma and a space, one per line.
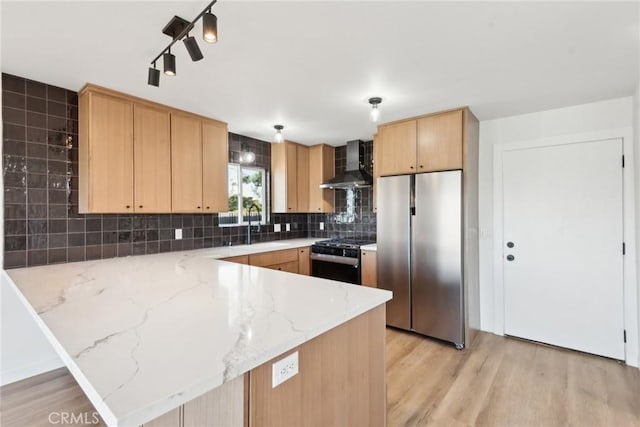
4, 240, 391, 426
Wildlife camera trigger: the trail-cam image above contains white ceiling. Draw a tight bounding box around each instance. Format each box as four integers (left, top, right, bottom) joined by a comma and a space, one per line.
2, 1, 638, 146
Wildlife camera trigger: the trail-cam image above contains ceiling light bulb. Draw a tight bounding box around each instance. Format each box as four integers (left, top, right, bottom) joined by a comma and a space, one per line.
274, 125, 284, 143
244, 151, 256, 163
368, 97, 382, 123
203, 11, 218, 43
163, 49, 176, 76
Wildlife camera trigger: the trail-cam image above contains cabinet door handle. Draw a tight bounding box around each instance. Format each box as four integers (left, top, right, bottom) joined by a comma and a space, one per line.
139, 205, 143, 208
197, 206, 201, 209
206, 206, 210, 210
410, 166, 414, 169
419, 165, 424, 168
126, 205, 131, 209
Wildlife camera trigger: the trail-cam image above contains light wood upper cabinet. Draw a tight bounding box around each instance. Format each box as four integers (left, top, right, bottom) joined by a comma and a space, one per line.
79, 91, 134, 213
296, 145, 310, 213
378, 120, 417, 176
308, 145, 335, 213
417, 109, 463, 172
202, 120, 229, 213
376, 108, 466, 177
171, 113, 204, 213
372, 134, 380, 212
272, 141, 334, 213
272, 141, 308, 213
79, 84, 228, 214
133, 105, 171, 213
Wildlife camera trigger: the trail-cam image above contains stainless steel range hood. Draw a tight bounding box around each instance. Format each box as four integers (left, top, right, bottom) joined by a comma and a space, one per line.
320, 140, 373, 189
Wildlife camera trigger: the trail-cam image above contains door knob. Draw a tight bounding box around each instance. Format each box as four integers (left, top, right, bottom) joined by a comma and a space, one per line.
506, 242, 514, 248
506, 255, 515, 261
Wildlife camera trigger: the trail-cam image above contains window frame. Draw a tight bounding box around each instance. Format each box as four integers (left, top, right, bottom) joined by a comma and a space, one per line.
219, 163, 267, 227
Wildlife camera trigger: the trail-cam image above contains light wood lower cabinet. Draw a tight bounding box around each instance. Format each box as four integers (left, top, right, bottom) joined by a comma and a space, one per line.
298, 247, 310, 276
222, 255, 249, 265
249, 305, 385, 427
141, 305, 385, 427
222, 247, 311, 276
361, 249, 377, 287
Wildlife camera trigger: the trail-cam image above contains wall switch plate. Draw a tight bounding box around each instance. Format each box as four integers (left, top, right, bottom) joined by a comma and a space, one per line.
286, 223, 291, 232
175, 229, 183, 240
272, 351, 298, 388
274, 224, 281, 232
319, 222, 325, 231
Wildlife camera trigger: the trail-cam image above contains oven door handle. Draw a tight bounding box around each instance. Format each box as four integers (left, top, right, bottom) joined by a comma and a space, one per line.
310, 253, 359, 267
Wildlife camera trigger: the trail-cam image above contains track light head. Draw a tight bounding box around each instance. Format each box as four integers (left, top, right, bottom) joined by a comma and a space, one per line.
148, 64, 160, 87
183, 34, 204, 61
163, 49, 176, 76
203, 11, 218, 43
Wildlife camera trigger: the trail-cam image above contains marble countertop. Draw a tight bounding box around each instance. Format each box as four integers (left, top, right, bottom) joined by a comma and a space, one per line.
360, 243, 377, 251
5, 243, 391, 426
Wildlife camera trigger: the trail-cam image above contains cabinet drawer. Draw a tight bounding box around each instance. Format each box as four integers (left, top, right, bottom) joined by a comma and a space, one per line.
249, 248, 299, 267
265, 261, 299, 274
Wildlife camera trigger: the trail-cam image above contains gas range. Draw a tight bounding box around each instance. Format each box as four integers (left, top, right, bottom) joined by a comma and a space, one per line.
313, 238, 376, 250
310, 239, 375, 285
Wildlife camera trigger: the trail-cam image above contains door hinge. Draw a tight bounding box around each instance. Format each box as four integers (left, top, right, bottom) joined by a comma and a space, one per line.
623, 329, 627, 343
622, 155, 625, 168
623, 242, 626, 255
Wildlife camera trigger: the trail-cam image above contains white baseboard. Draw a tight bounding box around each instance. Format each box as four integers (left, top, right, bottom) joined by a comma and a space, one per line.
1, 356, 64, 387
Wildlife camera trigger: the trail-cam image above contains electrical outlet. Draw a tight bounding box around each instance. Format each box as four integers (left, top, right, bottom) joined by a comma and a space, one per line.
175, 228, 183, 240
272, 351, 298, 388
286, 223, 291, 232
319, 222, 325, 231
274, 224, 281, 232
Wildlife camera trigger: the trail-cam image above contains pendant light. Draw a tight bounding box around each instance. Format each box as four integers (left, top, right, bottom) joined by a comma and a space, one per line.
203, 9, 218, 43
163, 48, 176, 76
147, 62, 160, 87
273, 125, 284, 143
369, 97, 382, 123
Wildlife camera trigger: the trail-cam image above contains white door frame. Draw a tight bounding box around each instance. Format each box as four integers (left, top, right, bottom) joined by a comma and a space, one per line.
492, 127, 638, 367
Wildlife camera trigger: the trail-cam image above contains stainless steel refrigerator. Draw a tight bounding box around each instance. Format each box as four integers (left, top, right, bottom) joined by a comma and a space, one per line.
377, 171, 464, 348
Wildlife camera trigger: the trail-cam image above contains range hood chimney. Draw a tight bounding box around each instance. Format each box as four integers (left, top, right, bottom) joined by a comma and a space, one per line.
320, 140, 373, 189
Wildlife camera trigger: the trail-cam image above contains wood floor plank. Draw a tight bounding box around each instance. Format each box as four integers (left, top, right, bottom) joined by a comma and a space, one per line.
2, 330, 639, 427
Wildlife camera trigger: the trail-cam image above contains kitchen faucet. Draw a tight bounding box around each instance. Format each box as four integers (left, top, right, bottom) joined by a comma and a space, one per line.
247, 203, 261, 245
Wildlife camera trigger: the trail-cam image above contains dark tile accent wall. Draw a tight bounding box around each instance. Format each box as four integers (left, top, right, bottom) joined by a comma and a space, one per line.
2, 73, 306, 269
308, 141, 377, 241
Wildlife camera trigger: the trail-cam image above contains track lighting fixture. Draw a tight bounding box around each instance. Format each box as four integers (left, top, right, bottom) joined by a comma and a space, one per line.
369, 97, 382, 123
147, 0, 219, 86
203, 9, 218, 43
183, 33, 204, 61
163, 48, 176, 76
147, 63, 160, 87
273, 125, 284, 143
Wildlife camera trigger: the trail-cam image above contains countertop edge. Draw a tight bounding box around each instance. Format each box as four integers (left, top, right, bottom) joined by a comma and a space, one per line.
120, 292, 391, 426
2, 270, 119, 427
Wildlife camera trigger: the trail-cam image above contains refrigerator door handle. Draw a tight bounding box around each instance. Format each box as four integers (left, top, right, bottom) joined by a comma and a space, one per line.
410, 207, 416, 216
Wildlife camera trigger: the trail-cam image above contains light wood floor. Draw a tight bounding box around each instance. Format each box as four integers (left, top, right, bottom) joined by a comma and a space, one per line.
386, 328, 640, 427
2, 329, 639, 427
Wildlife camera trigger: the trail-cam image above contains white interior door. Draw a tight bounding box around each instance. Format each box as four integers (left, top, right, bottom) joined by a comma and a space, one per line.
503, 138, 624, 360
